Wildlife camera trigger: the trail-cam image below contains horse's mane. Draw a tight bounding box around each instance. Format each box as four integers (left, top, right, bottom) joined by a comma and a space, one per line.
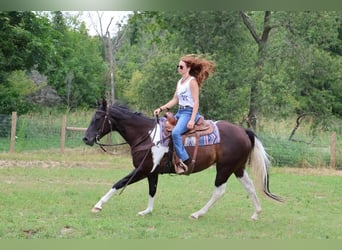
108, 103, 153, 122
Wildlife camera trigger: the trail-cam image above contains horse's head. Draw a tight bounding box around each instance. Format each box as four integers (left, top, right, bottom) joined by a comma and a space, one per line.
83, 99, 111, 146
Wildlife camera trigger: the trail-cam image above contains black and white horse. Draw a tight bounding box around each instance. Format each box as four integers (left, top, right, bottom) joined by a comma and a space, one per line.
83, 100, 282, 220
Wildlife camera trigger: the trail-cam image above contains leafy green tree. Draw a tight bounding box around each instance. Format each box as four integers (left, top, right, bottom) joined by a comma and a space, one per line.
47, 12, 107, 109
0, 70, 38, 114
0, 11, 55, 114
0, 11, 54, 73
240, 11, 342, 130
114, 11, 181, 110
280, 11, 342, 125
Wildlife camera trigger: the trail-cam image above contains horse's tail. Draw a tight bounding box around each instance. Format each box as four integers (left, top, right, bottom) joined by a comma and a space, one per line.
245, 129, 283, 202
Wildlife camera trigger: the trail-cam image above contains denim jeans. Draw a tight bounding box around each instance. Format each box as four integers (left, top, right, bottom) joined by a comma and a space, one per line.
172, 107, 200, 161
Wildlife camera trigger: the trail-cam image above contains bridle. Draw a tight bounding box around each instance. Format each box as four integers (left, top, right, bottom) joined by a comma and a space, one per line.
94, 109, 128, 153
94, 108, 160, 154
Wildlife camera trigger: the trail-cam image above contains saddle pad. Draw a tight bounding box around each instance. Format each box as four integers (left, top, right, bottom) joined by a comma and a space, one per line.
158, 117, 220, 147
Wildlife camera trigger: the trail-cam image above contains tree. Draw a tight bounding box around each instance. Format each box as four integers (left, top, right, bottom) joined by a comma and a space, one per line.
47, 12, 107, 109
280, 11, 342, 127
240, 11, 342, 130
0, 11, 55, 114
87, 11, 129, 104
240, 11, 275, 129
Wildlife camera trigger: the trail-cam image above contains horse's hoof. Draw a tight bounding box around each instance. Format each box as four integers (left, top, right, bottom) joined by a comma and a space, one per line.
190, 214, 199, 220
251, 215, 258, 221
137, 210, 152, 216
91, 207, 102, 213
251, 209, 261, 220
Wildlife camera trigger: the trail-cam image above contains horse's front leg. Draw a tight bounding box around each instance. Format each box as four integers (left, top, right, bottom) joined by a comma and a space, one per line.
137, 173, 159, 216
92, 168, 146, 213
92, 187, 117, 213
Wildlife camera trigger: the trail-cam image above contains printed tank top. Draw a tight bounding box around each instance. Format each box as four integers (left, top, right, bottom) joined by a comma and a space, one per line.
177, 76, 194, 107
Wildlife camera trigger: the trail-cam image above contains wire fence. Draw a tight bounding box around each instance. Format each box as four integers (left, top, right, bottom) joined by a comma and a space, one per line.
0, 112, 341, 169
0, 114, 11, 152
0, 112, 85, 153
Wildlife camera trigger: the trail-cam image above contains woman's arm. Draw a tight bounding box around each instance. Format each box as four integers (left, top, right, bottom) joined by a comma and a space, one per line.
154, 88, 179, 115
187, 78, 199, 128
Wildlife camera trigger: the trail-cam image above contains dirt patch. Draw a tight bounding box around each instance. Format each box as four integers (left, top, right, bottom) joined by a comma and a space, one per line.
0, 160, 62, 168
0, 159, 114, 169
276, 167, 342, 176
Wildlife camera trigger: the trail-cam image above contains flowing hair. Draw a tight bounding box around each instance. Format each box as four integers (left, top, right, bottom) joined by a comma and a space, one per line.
180, 54, 215, 87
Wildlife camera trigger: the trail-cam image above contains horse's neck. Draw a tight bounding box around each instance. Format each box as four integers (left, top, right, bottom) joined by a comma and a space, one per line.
114, 118, 154, 149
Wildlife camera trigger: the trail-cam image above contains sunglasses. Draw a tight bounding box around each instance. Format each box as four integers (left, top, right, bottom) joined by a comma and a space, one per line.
176, 65, 184, 70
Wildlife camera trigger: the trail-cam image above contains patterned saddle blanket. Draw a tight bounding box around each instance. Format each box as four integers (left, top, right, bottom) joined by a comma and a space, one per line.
158, 117, 220, 147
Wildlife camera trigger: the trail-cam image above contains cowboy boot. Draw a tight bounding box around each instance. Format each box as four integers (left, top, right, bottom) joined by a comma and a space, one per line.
176, 158, 192, 174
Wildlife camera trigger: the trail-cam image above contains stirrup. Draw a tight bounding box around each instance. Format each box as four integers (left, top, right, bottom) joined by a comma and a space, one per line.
176, 160, 188, 174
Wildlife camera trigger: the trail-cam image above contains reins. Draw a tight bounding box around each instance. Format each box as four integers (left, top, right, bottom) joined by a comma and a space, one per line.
96, 140, 128, 154
118, 115, 160, 195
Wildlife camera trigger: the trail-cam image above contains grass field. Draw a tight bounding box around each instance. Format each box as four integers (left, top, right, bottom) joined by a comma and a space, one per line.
0, 149, 341, 239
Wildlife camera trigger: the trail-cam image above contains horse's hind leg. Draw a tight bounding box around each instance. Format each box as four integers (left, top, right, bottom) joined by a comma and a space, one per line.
190, 183, 227, 219
235, 169, 262, 220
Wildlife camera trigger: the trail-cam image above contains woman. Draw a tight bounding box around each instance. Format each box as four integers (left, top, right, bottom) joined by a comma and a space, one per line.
154, 54, 215, 174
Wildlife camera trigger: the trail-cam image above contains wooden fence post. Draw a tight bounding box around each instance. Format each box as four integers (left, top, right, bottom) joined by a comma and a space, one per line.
60, 115, 87, 153
60, 115, 67, 154
330, 132, 336, 169
9, 112, 17, 153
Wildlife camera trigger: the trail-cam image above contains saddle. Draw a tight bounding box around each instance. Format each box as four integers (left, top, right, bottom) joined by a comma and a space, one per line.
163, 112, 214, 137
163, 111, 214, 175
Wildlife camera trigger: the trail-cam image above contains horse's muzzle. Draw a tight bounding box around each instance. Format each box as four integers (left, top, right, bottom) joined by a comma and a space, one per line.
82, 136, 95, 146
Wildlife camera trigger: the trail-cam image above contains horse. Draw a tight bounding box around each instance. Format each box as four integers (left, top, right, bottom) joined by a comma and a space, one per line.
82, 100, 282, 220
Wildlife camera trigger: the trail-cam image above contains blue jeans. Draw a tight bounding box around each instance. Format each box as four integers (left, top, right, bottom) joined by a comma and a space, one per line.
172, 107, 200, 161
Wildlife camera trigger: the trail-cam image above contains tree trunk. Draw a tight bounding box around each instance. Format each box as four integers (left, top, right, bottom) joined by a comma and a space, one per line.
91, 12, 116, 104
105, 34, 115, 104
240, 11, 273, 130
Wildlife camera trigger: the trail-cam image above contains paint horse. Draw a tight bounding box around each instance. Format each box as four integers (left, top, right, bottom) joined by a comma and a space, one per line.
83, 100, 282, 220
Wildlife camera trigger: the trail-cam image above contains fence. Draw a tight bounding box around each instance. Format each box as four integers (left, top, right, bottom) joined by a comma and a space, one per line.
0, 112, 125, 155
60, 115, 87, 153
0, 112, 341, 169
0, 112, 88, 154
0, 113, 12, 152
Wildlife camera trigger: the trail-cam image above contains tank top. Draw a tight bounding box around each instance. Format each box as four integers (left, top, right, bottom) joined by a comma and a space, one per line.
177, 76, 194, 107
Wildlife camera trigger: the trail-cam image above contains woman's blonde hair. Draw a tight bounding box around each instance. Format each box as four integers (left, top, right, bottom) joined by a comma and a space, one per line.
180, 54, 215, 87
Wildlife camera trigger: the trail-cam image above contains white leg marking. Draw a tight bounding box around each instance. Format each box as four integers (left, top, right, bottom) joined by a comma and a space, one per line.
238, 170, 262, 220
92, 188, 117, 212
137, 195, 155, 216
149, 124, 169, 173
190, 183, 227, 219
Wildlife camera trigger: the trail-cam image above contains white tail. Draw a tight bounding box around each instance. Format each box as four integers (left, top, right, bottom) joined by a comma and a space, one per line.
249, 136, 283, 202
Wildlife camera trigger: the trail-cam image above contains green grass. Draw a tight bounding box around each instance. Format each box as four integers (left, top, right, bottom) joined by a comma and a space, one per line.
0, 149, 341, 239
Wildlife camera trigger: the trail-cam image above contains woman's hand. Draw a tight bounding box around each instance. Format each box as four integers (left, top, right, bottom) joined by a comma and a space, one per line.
187, 120, 195, 129
154, 107, 163, 116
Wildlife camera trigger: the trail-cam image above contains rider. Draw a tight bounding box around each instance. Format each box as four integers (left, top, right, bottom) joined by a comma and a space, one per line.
154, 54, 215, 174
